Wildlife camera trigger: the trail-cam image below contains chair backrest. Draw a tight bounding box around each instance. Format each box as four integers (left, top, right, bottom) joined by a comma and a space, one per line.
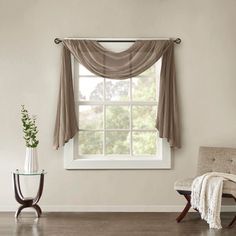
197, 146, 236, 176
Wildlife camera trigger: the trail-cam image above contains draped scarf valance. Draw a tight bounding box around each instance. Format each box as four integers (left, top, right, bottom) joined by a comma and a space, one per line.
53, 39, 181, 149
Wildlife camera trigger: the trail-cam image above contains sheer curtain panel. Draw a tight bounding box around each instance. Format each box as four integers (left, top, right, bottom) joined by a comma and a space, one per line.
53, 40, 180, 149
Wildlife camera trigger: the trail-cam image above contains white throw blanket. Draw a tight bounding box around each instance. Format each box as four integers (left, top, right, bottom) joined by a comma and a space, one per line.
191, 172, 236, 229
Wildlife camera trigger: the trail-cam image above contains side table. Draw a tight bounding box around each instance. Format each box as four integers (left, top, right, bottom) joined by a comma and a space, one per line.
12, 169, 46, 218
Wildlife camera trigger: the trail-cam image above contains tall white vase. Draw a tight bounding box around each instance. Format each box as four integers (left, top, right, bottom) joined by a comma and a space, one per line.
24, 147, 38, 173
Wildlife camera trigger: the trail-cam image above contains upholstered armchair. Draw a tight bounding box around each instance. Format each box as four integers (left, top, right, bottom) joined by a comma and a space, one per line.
174, 146, 236, 227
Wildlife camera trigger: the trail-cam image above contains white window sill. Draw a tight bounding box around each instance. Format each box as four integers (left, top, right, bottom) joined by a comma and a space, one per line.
64, 139, 171, 170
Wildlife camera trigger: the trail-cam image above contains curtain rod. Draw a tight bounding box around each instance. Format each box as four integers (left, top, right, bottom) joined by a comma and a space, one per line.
54, 37, 181, 44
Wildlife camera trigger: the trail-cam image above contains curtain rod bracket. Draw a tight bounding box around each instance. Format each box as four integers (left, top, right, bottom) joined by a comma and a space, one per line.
54, 37, 181, 44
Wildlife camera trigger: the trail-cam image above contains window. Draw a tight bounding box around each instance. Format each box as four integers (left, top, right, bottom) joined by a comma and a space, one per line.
64, 42, 171, 169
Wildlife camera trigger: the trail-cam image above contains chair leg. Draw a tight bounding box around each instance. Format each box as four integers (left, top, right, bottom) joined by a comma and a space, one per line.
228, 216, 236, 227
176, 194, 191, 223
176, 192, 236, 227
228, 197, 236, 227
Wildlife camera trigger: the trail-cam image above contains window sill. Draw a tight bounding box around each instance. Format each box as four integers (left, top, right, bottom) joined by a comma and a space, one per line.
64, 139, 171, 170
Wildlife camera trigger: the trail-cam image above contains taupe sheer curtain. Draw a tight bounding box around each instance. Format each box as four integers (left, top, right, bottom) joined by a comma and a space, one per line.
53, 39, 180, 149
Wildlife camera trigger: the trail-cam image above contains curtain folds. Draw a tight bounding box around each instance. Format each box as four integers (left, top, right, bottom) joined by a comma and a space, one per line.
53, 39, 180, 149
156, 43, 180, 148
53, 46, 79, 149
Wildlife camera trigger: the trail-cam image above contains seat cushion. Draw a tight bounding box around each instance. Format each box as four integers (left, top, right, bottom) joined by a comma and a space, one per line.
174, 178, 194, 191
174, 178, 236, 198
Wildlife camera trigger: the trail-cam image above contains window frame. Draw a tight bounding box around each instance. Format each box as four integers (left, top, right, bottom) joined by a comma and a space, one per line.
64, 43, 171, 169
64, 137, 171, 169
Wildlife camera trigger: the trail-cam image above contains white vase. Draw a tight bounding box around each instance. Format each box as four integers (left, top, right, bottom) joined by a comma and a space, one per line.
24, 147, 38, 173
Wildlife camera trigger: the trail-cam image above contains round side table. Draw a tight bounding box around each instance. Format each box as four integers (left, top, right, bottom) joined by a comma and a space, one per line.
12, 169, 46, 218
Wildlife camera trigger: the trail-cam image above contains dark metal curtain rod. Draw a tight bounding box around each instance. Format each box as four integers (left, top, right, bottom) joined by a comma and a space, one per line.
54, 38, 181, 44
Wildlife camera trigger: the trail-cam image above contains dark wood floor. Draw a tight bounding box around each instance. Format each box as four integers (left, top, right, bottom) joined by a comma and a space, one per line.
0, 212, 236, 236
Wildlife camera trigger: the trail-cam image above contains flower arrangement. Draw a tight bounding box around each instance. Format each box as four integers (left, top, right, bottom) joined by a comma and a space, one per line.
21, 105, 39, 148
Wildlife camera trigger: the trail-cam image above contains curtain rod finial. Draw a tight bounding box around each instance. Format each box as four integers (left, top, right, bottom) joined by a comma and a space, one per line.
174, 38, 181, 44
54, 38, 62, 44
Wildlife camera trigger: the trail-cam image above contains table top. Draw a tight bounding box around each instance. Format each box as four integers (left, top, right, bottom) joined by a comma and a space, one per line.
13, 169, 47, 175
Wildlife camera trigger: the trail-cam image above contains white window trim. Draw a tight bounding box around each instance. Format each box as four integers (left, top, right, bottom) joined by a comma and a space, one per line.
64, 42, 171, 169
64, 138, 171, 169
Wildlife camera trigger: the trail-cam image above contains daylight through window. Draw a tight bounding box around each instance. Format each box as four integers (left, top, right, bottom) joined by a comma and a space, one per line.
75, 45, 162, 159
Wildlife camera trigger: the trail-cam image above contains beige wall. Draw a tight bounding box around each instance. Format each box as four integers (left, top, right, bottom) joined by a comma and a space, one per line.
0, 0, 236, 210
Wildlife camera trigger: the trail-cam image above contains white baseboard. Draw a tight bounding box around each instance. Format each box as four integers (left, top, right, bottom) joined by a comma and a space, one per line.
0, 205, 235, 212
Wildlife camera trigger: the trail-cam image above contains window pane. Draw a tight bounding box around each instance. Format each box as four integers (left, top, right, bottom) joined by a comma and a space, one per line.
79, 131, 103, 155
79, 64, 94, 76
106, 106, 130, 129
77, 60, 162, 157
132, 76, 156, 101
105, 79, 130, 101
106, 131, 130, 155
79, 77, 103, 101
133, 132, 157, 155
132, 106, 157, 129
79, 105, 103, 129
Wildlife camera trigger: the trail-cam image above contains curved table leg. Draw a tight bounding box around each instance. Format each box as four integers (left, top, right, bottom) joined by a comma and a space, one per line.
13, 172, 45, 218
33, 174, 44, 205
13, 174, 25, 205
38, 205, 42, 215
32, 205, 42, 218
15, 205, 26, 218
